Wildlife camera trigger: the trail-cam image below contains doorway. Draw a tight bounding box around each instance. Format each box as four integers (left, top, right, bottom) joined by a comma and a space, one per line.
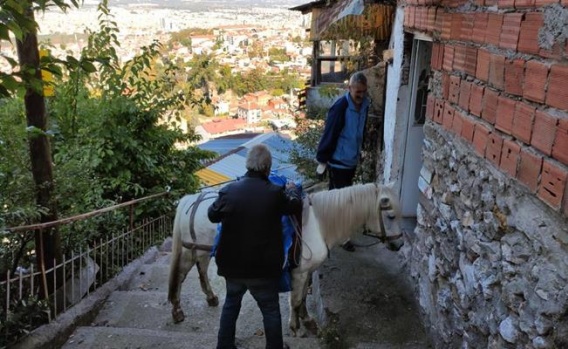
400, 38, 431, 217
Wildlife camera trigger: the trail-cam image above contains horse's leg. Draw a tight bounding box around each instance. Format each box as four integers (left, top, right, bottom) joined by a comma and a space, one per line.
196, 255, 218, 306
299, 273, 318, 334
289, 270, 310, 336
171, 250, 195, 323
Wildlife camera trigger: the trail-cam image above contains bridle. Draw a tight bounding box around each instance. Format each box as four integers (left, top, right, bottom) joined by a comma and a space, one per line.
363, 197, 404, 244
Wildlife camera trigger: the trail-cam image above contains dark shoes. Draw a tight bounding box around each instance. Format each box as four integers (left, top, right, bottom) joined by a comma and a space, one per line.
342, 241, 355, 252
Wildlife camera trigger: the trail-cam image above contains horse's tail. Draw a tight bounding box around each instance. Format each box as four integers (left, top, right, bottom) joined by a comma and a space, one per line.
168, 200, 183, 304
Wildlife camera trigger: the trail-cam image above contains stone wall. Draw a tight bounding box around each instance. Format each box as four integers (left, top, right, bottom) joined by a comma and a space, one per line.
405, 122, 568, 348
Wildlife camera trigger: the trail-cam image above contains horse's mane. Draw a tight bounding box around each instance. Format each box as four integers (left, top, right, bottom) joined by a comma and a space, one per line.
308, 183, 387, 246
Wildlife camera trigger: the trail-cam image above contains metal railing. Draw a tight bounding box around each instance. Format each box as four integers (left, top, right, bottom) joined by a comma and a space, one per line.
1, 192, 173, 346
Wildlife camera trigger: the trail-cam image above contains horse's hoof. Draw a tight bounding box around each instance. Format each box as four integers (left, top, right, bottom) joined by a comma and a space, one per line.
172, 308, 185, 323
207, 295, 219, 306
303, 319, 318, 335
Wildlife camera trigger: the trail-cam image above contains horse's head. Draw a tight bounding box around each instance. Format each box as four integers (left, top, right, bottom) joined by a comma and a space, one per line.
367, 185, 404, 252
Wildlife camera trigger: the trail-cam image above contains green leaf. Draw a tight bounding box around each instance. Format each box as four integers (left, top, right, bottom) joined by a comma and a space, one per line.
81, 61, 97, 73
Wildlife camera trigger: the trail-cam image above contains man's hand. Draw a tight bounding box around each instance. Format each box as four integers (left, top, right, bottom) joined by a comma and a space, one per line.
316, 163, 327, 181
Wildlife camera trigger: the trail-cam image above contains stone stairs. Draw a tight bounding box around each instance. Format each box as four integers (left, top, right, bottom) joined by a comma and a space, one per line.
60, 249, 322, 349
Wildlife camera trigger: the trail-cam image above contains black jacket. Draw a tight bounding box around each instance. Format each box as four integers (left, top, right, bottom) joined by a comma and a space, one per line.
207, 170, 302, 279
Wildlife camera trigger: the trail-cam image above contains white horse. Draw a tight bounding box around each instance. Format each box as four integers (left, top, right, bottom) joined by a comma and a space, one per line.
168, 191, 220, 323
288, 182, 404, 336
167, 183, 404, 333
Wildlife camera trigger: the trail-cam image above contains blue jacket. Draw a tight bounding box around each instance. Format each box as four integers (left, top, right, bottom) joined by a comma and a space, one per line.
316, 92, 370, 169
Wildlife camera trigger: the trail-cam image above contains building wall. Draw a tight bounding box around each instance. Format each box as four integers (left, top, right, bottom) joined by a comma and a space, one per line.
398, 0, 568, 347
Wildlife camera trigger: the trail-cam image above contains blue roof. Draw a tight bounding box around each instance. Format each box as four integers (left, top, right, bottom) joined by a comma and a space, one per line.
196, 132, 303, 187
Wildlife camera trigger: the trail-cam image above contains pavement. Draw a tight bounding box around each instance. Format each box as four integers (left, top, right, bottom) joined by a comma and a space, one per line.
13, 223, 432, 349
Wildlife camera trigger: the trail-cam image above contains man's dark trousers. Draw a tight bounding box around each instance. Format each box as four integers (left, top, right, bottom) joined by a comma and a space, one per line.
328, 167, 356, 190
217, 277, 282, 349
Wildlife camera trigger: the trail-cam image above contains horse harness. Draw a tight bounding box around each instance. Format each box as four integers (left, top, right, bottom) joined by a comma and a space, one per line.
181, 192, 217, 253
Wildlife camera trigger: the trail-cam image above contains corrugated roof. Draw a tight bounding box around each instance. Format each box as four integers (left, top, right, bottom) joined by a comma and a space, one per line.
197, 132, 303, 188
195, 168, 232, 187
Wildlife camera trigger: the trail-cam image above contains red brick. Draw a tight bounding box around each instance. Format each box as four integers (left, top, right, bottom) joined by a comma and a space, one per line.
443, 102, 455, 130
449, 75, 461, 104
469, 84, 485, 117
500, 13, 523, 50
453, 45, 466, 73
552, 118, 568, 166
443, 45, 455, 72
427, 7, 437, 32
546, 64, 568, 111
534, 0, 559, 5
426, 94, 435, 121
523, 60, 549, 103
518, 13, 543, 55
472, 13, 488, 45
451, 13, 463, 40
459, 80, 472, 111
518, 148, 542, 192
512, 102, 535, 144
464, 47, 478, 77
504, 59, 525, 97
531, 110, 558, 156
452, 110, 464, 135
485, 0, 497, 5
498, 0, 515, 7
486, 132, 504, 166
473, 123, 491, 156
538, 160, 568, 210
495, 97, 516, 135
488, 54, 506, 90
431, 43, 442, 71
414, 6, 426, 30
461, 14, 474, 41
476, 49, 491, 82
500, 139, 521, 177
441, 12, 452, 41
408, 6, 416, 29
434, 98, 444, 124
442, 73, 450, 100
434, 10, 445, 34
515, 0, 535, 6
461, 116, 476, 142
482, 88, 500, 125
486, 14, 504, 47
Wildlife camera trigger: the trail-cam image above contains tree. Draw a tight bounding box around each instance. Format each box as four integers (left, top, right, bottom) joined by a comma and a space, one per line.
2, 0, 81, 298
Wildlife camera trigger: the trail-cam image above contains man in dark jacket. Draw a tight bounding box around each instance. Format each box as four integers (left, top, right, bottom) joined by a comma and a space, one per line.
316, 71, 370, 251
208, 144, 301, 349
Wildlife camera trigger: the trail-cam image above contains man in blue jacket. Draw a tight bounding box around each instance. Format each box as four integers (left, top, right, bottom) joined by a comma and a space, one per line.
316, 71, 370, 251
208, 144, 301, 349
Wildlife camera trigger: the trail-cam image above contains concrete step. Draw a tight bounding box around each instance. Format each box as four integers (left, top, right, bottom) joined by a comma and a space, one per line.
62, 325, 321, 349
64, 251, 322, 348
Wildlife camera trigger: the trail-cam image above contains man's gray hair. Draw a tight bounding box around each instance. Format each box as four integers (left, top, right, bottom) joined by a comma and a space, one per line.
349, 71, 367, 86
246, 144, 272, 173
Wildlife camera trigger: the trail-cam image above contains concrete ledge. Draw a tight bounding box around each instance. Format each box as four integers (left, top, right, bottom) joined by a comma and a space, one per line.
11, 247, 160, 349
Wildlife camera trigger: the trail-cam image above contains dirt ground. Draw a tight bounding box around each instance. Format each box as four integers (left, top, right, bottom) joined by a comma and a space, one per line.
313, 230, 433, 349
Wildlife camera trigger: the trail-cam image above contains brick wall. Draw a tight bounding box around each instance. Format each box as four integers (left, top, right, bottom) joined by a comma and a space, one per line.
404, 0, 568, 216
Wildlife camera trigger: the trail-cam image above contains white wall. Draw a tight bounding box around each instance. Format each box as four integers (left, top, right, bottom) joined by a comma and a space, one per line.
382, 7, 409, 193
